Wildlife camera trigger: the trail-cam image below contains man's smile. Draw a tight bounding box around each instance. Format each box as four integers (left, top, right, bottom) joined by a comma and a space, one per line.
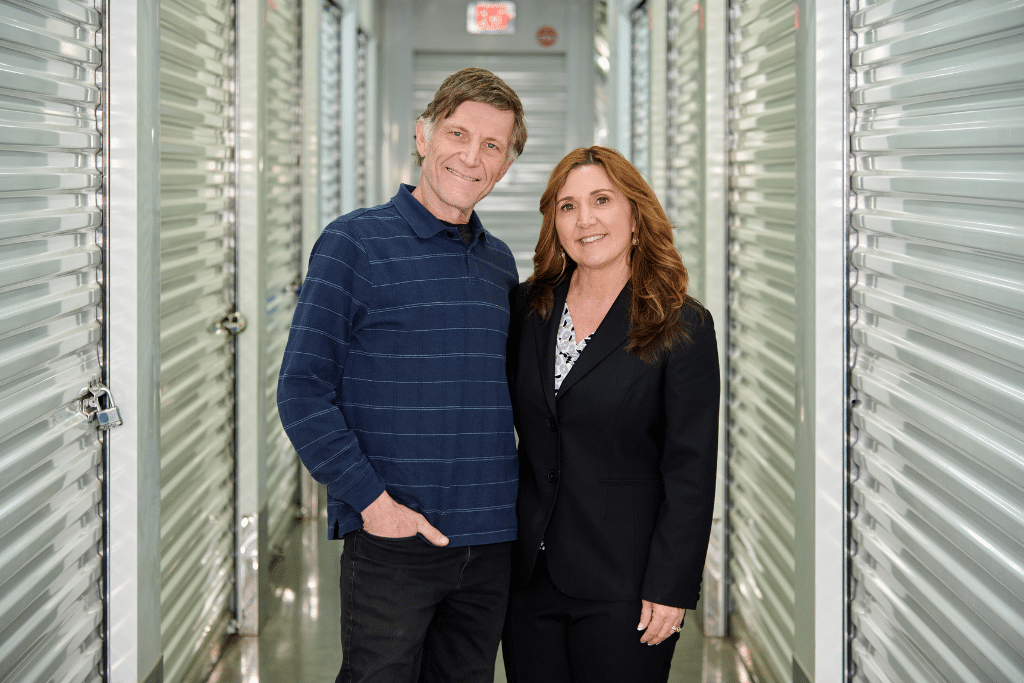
447, 167, 478, 181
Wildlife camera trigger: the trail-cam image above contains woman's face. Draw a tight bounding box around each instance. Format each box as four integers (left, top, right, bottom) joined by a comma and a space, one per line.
553, 164, 634, 276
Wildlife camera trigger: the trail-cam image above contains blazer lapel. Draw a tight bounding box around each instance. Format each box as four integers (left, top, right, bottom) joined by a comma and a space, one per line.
532, 272, 570, 416
555, 281, 631, 400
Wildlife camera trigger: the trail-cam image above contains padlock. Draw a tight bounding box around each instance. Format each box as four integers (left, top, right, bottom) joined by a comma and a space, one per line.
95, 406, 123, 430
78, 382, 123, 430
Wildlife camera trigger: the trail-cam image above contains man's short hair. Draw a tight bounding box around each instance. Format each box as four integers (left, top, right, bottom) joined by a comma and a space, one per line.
414, 67, 527, 166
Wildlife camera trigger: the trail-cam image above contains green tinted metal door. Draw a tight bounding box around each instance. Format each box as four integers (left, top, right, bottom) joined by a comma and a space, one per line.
0, 2, 106, 680
848, 2, 1024, 681
726, 1, 797, 681
666, 0, 705, 295
264, 0, 304, 553
158, 1, 237, 680
412, 52, 569, 280
320, 1, 343, 227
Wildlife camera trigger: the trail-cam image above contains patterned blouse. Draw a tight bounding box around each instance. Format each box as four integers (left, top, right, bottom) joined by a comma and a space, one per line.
554, 303, 593, 393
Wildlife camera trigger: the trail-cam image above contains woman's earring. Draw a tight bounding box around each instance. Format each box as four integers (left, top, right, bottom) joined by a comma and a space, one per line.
558, 250, 566, 277
632, 235, 638, 246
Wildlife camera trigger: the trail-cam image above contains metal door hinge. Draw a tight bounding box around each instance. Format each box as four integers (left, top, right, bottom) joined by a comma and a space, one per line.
217, 311, 248, 336
79, 381, 123, 430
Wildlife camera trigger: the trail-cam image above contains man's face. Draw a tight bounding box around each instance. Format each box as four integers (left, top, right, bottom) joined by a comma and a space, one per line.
413, 100, 515, 224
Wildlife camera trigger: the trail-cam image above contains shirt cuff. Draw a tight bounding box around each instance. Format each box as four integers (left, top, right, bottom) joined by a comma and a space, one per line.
334, 466, 387, 513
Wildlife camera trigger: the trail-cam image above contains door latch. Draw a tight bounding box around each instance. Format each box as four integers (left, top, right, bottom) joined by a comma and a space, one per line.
216, 311, 248, 336
78, 381, 123, 430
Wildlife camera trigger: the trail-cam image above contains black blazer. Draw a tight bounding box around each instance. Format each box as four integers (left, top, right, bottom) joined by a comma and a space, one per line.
507, 271, 720, 609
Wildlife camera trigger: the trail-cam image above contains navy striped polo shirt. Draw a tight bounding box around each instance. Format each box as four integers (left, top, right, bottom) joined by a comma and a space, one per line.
278, 184, 519, 545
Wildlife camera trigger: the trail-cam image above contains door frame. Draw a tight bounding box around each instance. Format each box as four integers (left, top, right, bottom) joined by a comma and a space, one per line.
105, 1, 164, 680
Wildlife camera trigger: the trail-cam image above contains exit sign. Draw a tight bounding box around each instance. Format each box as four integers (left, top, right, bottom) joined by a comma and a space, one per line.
467, 2, 516, 35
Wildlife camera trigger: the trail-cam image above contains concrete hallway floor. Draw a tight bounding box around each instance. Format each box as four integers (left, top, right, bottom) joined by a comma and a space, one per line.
206, 507, 753, 683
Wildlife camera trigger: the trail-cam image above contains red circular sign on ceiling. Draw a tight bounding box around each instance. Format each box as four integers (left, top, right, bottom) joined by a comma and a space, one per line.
536, 26, 557, 47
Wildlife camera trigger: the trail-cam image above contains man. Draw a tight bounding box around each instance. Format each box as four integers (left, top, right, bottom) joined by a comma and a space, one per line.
277, 68, 527, 683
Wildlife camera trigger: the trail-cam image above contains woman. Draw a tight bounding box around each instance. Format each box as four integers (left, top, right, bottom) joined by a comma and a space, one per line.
503, 147, 720, 683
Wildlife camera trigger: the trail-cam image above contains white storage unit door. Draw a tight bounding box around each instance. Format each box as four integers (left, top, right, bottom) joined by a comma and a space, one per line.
0, 3, 106, 681
264, 0, 304, 553
158, 1, 238, 681
665, 0, 703, 294
629, 2, 651, 181
320, 2, 343, 228
413, 52, 569, 280
848, 2, 1024, 682
726, 1, 797, 682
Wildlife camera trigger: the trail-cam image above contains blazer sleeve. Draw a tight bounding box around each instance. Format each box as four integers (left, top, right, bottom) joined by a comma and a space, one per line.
506, 284, 524, 395
641, 308, 721, 609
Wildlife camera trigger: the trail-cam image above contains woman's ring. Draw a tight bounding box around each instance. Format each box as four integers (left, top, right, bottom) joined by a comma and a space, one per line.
670, 625, 681, 633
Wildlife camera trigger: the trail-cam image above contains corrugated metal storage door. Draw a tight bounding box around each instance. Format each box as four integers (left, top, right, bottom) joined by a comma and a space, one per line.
413, 53, 569, 280
665, 0, 703, 293
0, 3, 105, 681
355, 30, 370, 208
630, 2, 651, 180
320, 2, 343, 227
848, 2, 1024, 682
264, 0, 304, 553
158, 1, 237, 681
726, 1, 797, 681
593, 0, 610, 147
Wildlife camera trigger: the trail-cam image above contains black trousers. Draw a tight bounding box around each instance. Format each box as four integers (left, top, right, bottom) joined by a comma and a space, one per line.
502, 551, 678, 683
337, 530, 511, 683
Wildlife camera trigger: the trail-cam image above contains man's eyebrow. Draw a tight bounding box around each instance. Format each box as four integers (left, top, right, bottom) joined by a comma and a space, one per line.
444, 122, 505, 146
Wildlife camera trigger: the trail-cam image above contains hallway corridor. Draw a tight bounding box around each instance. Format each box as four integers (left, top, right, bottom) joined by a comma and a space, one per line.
205, 508, 753, 683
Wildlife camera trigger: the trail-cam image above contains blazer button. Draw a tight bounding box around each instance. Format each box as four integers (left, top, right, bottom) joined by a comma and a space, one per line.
547, 417, 557, 432
547, 469, 558, 483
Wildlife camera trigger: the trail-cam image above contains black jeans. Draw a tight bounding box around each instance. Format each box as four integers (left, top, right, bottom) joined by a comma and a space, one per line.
337, 530, 512, 683
502, 551, 678, 683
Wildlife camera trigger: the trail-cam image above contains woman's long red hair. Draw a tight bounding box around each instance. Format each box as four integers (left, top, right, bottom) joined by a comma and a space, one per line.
527, 146, 699, 362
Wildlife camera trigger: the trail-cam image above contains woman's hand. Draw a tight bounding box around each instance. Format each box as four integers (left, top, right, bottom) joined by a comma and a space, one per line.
637, 600, 685, 645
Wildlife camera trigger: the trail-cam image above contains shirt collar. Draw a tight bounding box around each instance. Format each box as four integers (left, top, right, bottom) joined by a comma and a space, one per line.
395, 184, 488, 242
